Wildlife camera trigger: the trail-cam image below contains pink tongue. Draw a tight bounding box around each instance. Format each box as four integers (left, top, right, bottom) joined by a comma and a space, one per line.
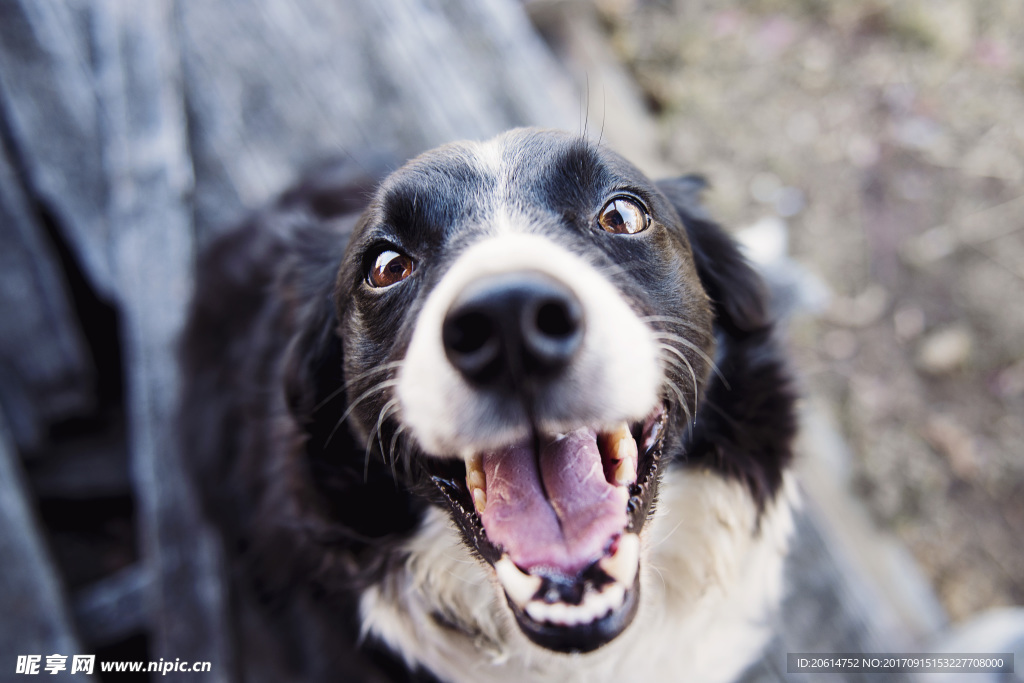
479, 428, 628, 576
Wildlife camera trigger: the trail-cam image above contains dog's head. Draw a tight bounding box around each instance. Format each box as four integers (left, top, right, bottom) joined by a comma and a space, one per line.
330, 128, 763, 653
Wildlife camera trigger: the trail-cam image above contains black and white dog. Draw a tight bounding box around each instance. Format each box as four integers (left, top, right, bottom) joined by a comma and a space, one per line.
181, 128, 797, 682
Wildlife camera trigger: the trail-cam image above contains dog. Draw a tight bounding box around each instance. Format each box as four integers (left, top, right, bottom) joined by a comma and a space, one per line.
180, 128, 797, 683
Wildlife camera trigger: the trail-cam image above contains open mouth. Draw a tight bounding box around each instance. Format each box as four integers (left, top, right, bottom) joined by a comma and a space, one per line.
429, 405, 668, 653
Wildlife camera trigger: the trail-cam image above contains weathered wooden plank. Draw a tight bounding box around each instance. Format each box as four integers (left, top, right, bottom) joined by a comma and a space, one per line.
0, 0, 113, 298
0, 409, 93, 679
177, 0, 578, 238
93, 1, 234, 680
26, 426, 130, 499
0, 133, 93, 453
73, 564, 151, 648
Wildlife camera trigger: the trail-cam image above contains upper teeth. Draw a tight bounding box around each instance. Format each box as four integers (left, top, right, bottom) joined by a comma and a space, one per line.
465, 452, 486, 512
601, 423, 637, 487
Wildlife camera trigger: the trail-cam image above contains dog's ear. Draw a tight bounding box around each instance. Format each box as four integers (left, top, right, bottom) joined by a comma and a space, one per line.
657, 176, 768, 334
658, 176, 795, 511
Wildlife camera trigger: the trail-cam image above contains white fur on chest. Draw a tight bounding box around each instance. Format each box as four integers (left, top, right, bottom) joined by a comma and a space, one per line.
360, 469, 797, 683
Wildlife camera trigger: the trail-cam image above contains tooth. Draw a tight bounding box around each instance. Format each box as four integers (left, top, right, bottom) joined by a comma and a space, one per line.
525, 601, 546, 623
465, 452, 483, 482
611, 425, 638, 463
599, 533, 640, 587
578, 598, 599, 624
495, 556, 542, 606
548, 602, 569, 624
601, 423, 638, 486
465, 452, 486, 512
604, 583, 626, 609
563, 605, 582, 626
613, 457, 635, 486
468, 468, 485, 492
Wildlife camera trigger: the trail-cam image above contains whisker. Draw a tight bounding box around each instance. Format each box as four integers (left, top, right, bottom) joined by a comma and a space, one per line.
339, 378, 400, 427
658, 343, 699, 424
388, 424, 408, 480
365, 397, 400, 482
324, 378, 400, 449
653, 332, 730, 389
663, 378, 693, 431
583, 73, 590, 140
314, 360, 404, 413
647, 561, 668, 593
376, 400, 400, 461
650, 517, 687, 551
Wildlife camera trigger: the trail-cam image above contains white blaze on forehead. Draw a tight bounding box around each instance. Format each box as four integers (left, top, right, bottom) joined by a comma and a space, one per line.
467, 134, 508, 179
465, 134, 517, 235
397, 232, 662, 457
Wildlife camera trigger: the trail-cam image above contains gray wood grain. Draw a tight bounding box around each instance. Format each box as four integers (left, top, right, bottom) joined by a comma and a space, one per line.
0, 134, 93, 452
94, 1, 233, 679
0, 0, 113, 298
73, 564, 151, 649
0, 409, 93, 679
177, 0, 578, 239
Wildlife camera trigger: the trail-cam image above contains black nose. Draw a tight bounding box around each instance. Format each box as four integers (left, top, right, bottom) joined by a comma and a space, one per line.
442, 273, 584, 386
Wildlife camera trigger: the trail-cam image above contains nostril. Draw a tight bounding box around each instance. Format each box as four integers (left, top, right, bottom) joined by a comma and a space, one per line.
445, 310, 494, 355
535, 299, 579, 339
522, 293, 583, 370
443, 307, 502, 382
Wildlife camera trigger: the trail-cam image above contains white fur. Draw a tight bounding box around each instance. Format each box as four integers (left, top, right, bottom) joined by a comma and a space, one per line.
397, 232, 662, 457
360, 470, 798, 683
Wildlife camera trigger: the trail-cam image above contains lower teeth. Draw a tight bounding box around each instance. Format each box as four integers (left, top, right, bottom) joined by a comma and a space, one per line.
495, 556, 542, 605
598, 532, 640, 586
495, 531, 640, 627
524, 582, 627, 626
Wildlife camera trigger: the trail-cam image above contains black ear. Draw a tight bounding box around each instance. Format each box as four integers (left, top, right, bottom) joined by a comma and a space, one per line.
657, 176, 768, 335
656, 176, 795, 512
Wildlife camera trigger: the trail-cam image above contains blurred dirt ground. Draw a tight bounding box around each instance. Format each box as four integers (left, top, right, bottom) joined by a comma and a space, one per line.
596, 0, 1024, 621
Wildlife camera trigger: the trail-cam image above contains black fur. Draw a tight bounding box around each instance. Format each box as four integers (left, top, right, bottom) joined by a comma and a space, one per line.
658, 176, 796, 509
180, 130, 795, 681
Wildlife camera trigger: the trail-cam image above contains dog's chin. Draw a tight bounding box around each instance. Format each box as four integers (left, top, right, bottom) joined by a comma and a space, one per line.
427, 404, 668, 654
506, 572, 641, 653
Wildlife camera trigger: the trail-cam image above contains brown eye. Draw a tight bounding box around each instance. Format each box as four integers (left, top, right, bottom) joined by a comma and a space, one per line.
369, 249, 414, 288
598, 197, 650, 235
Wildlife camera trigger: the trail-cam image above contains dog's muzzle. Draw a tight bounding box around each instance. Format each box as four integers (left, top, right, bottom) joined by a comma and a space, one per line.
397, 233, 665, 653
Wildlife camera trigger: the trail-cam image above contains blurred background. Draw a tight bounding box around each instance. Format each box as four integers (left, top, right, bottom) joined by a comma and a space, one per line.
0, 0, 1021, 680
587, 0, 1024, 623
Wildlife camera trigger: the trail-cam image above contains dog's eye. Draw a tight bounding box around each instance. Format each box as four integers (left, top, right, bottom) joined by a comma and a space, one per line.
368, 249, 415, 288
598, 197, 650, 235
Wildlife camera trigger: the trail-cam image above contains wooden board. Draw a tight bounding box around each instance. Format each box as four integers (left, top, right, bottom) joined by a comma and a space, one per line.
0, 135, 93, 452
0, 410, 92, 679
